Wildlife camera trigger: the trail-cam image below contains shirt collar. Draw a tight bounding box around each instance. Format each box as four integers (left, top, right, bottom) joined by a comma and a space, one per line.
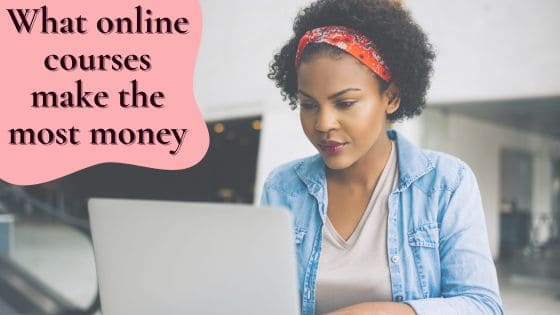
387, 129, 435, 192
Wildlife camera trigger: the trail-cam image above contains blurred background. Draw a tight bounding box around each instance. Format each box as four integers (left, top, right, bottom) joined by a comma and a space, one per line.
1, 0, 559, 314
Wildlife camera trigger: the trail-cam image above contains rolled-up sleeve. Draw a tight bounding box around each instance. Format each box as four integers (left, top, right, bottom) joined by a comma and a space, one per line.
260, 172, 275, 206
406, 162, 504, 315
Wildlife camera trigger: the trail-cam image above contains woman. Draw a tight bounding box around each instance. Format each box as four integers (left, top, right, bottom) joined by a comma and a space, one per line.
261, 0, 503, 314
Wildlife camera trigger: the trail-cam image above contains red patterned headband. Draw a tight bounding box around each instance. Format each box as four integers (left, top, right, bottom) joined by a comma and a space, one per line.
295, 25, 392, 82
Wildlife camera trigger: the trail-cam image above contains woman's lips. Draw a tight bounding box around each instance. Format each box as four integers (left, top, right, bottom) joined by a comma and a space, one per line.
319, 140, 347, 154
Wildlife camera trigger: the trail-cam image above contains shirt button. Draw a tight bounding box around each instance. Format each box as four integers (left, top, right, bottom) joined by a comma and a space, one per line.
391, 255, 400, 263
395, 295, 404, 302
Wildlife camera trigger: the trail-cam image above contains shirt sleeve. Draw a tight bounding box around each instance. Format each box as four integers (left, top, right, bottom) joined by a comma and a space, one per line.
405, 162, 504, 315
260, 181, 271, 206
260, 171, 275, 206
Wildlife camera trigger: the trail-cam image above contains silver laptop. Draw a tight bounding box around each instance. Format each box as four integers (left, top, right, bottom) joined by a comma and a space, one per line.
88, 198, 300, 315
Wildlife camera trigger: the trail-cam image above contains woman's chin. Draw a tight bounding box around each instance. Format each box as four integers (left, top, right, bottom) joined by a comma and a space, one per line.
321, 155, 354, 171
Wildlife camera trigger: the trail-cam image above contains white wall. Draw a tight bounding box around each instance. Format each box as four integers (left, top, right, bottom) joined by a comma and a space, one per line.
406, 0, 560, 102
422, 109, 560, 258
533, 152, 554, 244
195, 0, 311, 112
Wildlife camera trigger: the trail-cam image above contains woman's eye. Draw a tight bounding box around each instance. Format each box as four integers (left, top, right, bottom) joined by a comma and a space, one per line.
336, 101, 356, 108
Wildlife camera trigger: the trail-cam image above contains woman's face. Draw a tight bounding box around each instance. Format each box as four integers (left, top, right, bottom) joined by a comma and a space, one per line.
297, 53, 399, 170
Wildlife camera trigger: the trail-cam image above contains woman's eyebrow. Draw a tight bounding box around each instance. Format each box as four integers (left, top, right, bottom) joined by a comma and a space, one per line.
298, 88, 361, 101
297, 90, 316, 101
327, 88, 361, 100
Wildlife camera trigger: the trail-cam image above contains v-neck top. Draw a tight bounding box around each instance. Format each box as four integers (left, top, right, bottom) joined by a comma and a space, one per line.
315, 140, 398, 314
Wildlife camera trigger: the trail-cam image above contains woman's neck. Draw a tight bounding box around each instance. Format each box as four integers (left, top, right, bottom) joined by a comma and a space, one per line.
326, 134, 393, 190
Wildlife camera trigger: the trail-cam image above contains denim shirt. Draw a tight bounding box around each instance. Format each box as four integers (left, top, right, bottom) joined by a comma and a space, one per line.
260, 130, 504, 315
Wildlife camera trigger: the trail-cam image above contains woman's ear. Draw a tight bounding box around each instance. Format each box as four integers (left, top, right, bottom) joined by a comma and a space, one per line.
384, 83, 401, 115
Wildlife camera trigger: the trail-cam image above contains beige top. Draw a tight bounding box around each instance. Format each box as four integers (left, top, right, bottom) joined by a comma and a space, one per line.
315, 141, 398, 314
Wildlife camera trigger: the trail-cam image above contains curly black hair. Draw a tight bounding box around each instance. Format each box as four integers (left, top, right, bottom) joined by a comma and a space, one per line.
268, 0, 435, 121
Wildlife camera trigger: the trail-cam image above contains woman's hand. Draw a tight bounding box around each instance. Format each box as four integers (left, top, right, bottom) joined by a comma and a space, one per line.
323, 302, 416, 315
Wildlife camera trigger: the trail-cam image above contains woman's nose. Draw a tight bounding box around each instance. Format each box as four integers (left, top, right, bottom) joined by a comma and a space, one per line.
315, 107, 339, 132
